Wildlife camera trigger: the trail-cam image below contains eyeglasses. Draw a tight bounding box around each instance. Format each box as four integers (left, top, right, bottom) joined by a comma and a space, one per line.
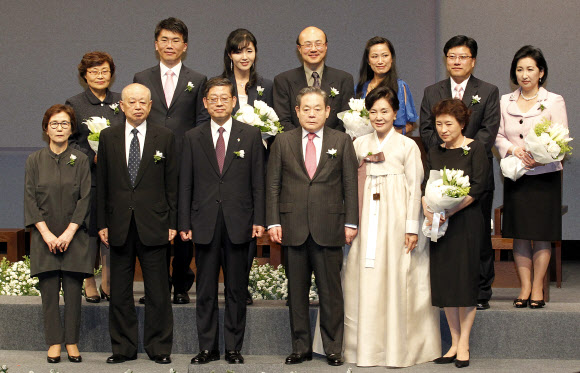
446, 55, 473, 62
207, 96, 232, 105
48, 121, 71, 129
157, 38, 184, 46
87, 69, 111, 77
300, 42, 326, 51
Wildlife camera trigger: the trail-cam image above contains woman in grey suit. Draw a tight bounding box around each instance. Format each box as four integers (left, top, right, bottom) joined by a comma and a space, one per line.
66, 51, 124, 302
25, 104, 92, 363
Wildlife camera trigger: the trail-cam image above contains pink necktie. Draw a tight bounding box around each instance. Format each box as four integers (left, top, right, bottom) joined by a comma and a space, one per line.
164, 70, 175, 107
216, 127, 225, 173
454, 85, 464, 100
305, 133, 317, 179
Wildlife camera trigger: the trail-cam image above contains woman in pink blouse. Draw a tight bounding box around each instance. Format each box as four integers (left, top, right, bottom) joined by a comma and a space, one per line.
495, 46, 568, 309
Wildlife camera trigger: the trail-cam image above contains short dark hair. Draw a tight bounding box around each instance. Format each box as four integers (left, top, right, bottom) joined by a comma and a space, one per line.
432, 99, 471, 133
443, 35, 478, 59
155, 17, 188, 44
42, 104, 77, 134
204, 77, 235, 97
77, 51, 116, 83
295, 28, 328, 46
295, 86, 328, 107
510, 45, 548, 86
365, 86, 399, 112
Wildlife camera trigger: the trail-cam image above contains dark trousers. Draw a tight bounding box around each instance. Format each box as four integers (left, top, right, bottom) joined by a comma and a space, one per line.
38, 270, 84, 345
195, 207, 249, 351
478, 189, 495, 301
167, 235, 195, 294
246, 239, 257, 298
285, 235, 343, 355
110, 215, 173, 358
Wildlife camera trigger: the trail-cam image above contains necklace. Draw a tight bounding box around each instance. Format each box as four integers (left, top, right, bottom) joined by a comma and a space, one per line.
444, 136, 466, 149
520, 88, 538, 101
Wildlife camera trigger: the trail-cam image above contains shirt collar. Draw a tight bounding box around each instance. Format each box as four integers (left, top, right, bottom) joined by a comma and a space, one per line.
304, 63, 324, 81
302, 127, 323, 139
211, 117, 233, 134
160, 61, 182, 78
125, 120, 147, 136
85, 88, 114, 105
450, 75, 470, 95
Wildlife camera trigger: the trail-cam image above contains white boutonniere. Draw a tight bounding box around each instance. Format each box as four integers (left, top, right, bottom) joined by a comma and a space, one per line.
237, 138, 241, 142
461, 145, 471, 156
186, 81, 194, 92
67, 154, 77, 166
109, 102, 120, 114
153, 150, 165, 163
234, 150, 245, 158
327, 148, 337, 158
471, 95, 481, 105
257, 86, 264, 96
329, 87, 339, 98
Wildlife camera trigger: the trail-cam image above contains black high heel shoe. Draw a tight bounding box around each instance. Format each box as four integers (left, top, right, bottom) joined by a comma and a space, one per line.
47, 356, 61, 363
433, 354, 456, 364
529, 299, 545, 308
513, 297, 529, 308
67, 354, 82, 363
100, 285, 110, 301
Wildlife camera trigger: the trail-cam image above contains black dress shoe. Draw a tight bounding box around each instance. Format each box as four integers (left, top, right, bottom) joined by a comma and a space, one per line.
153, 354, 171, 364
285, 352, 312, 364
191, 350, 220, 364
434, 354, 457, 364
139, 296, 146, 304
47, 356, 60, 363
100, 285, 110, 301
246, 297, 253, 305
326, 353, 344, 366
67, 354, 82, 363
455, 359, 470, 368
106, 354, 137, 364
173, 292, 190, 304
225, 350, 244, 364
476, 300, 490, 310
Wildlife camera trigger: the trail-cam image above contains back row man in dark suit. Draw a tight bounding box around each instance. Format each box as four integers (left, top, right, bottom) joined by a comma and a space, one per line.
134, 17, 209, 305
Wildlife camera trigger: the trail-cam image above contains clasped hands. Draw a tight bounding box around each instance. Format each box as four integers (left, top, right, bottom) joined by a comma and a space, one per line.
513, 146, 543, 169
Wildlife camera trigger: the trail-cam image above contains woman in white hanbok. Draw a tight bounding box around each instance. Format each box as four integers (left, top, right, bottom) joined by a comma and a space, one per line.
342, 86, 440, 367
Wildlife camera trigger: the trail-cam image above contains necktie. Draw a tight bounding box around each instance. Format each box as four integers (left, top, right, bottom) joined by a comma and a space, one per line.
305, 133, 317, 179
312, 72, 321, 88
216, 127, 226, 173
128, 128, 141, 186
454, 85, 464, 100
164, 70, 175, 107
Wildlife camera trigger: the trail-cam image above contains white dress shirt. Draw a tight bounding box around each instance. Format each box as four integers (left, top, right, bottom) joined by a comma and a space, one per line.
301, 127, 323, 165
450, 75, 470, 98
125, 121, 147, 164
160, 61, 182, 93
210, 117, 233, 149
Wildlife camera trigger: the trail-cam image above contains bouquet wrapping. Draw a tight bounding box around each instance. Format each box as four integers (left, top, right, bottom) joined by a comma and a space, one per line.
337, 98, 373, 139
421, 168, 470, 242
500, 119, 572, 181
85, 116, 111, 153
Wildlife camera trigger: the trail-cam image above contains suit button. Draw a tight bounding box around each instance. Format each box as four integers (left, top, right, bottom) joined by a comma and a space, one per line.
216, 200, 221, 203
220, 180, 224, 184
167, 115, 171, 119
520, 134, 523, 139
129, 206, 133, 210
519, 119, 523, 124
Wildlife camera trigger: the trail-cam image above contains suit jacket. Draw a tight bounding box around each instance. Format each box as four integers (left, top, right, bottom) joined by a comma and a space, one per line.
97, 123, 178, 247
419, 75, 500, 189
178, 119, 265, 245
133, 65, 209, 159
273, 65, 354, 132
227, 73, 274, 113
266, 126, 358, 247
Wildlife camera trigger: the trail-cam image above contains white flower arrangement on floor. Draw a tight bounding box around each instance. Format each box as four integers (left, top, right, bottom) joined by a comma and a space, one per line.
0, 256, 39, 296
248, 259, 318, 301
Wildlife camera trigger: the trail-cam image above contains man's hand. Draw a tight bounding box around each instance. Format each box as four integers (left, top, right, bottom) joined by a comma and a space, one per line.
345, 227, 358, 245
180, 230, 192, 241
252, 225, 265, 238
268, 226, 282, 244
98, 228, 109, 247
169, 229, 177, 242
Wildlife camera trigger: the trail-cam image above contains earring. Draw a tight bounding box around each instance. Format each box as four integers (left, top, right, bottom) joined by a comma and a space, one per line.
230, 60, 233, 71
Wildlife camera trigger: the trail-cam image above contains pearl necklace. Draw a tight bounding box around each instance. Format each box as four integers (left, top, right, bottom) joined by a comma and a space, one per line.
520, 88, 538, 101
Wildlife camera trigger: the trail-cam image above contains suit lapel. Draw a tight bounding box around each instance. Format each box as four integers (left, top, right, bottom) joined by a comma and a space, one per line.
221, 121, 243, 175
462, 76, 479, 108
170, 67, 189, 108
292, 67, 308, 90
439, 79, 452, 100
112, 126, 132, 187
133, 126, 157, 187
198, 124, 221, 176
312, 127, 337, 179
150, 66, 168, 110
289, 128, 308, 176
247, 82, 259, 106
320, 65, 336, 98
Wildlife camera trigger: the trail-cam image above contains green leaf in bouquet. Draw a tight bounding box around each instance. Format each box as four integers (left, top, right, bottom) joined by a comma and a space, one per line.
87, 133, 100, 142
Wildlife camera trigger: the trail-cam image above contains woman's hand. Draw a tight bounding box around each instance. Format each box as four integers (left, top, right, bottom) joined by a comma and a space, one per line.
513, 147, 542, 169
405, 233, 418, 254
42, 231, 59, 253
55, 223, 79, 252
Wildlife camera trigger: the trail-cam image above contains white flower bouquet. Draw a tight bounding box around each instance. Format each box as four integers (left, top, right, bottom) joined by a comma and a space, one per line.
421, 168, 471, 242
233, 100, 283, 143
337, 98, 372, 139
0, 257, 40, 296
248, 259, 318, 301
500, 119, 573, 181
84, 116, 111, 153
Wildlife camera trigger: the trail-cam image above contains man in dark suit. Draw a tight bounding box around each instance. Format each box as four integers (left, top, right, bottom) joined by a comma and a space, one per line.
267, 87, 358, 366
134, 17, 209, 304
97, 83, 177, 364
179, 77, 265, 365
273, 26, 354, 132
419, 35, 500, 310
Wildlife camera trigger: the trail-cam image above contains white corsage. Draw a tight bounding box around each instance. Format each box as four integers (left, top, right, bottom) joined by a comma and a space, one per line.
257, 86, 264, 96
234, 150, 245, 158
153, 150, 165, 163
67, 154, 77, 166
109, 102, 120, 114
186, 82, 194, 92
471, 95, 481, 105
327, 148, 337, 158
329, 87, 339, 97
461, 145, 470, 155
